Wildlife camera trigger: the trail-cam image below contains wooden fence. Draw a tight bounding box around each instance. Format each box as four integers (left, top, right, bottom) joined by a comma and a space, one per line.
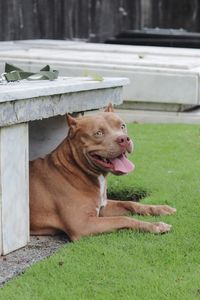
0, 0, 200, 42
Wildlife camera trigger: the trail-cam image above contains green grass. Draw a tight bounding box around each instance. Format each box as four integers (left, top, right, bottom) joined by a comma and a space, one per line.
1, 124, 200, 300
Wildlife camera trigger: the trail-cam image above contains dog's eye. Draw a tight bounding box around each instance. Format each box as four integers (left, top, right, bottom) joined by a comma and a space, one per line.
121, 123, 126, 130
95, 130, 103, 137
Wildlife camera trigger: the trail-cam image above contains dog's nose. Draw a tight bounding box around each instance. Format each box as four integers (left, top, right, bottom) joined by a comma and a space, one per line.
116, 135, 132, 150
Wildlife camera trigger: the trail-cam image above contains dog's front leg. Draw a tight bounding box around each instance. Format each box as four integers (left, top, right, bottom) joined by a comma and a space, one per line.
100, 200, 176, 217
70, 216, 171, 240
99, 200, 136, 217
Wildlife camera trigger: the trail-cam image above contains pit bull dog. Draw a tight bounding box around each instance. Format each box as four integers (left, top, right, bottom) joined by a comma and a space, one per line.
30, 103, 176, 241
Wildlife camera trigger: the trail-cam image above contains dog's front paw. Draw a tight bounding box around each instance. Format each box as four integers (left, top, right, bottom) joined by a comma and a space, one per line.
150, 205, 176, 216
151, 222, 172, 234
133, 203, 176, 216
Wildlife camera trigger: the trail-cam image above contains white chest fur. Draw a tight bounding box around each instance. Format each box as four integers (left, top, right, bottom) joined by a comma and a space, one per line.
98, 175, 107, 209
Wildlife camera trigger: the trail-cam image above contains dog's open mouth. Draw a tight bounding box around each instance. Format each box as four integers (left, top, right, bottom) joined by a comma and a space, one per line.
90, 153, 135, 175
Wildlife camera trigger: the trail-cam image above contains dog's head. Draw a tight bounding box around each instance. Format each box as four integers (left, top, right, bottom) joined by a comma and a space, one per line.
66, 103, 135, 176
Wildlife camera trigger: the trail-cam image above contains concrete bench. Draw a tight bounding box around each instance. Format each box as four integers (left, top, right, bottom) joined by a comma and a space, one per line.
1, 40, 200, 111
0, 76, 128, 255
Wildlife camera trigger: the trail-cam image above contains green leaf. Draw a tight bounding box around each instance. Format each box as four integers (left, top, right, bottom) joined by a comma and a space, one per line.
83, 70, 103, 81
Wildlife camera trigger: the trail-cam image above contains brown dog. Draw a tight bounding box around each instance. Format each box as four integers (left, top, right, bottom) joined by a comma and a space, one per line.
30, 104, 176, 241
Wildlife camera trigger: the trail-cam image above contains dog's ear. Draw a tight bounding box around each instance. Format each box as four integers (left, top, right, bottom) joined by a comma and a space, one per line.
66, 114, 77, 127
66, 114, 77, 137
104, 102, 114, 112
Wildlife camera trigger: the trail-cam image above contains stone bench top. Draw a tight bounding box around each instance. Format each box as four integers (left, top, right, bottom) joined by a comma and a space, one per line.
0, 76, 129, 102
0, 76, 129, 127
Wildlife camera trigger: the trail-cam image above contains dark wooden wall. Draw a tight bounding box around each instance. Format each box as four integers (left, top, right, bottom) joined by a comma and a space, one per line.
0, 0, 200, 42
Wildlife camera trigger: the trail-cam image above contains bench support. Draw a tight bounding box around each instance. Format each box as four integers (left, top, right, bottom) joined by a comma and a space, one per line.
0, 123, 29, 255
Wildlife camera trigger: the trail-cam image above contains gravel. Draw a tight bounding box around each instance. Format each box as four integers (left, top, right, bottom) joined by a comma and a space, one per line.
0, 235, 69, 288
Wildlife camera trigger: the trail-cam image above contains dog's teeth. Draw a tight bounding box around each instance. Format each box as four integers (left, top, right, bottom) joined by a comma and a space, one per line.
101, 158, 109, 163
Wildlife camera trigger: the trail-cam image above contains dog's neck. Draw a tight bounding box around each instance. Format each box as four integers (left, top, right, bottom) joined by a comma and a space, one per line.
50, 138, 107, 188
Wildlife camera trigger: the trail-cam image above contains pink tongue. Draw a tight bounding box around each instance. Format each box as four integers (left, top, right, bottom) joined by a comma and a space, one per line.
110, 154, 135, 174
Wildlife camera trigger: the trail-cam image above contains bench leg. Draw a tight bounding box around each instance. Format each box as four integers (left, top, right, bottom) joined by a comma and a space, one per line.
0, 123, 29, 255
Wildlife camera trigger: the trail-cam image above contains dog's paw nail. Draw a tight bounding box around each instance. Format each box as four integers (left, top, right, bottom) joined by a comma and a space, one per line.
154, 222, 172, 233
163, 205, 177, 215
167, 207, 176, 215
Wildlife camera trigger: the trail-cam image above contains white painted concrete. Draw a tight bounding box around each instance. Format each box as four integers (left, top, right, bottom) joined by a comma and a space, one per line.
117, 108, 200, 124
0, 123, 29, 255
1, 40, 200, 106
29, 115, 68, 160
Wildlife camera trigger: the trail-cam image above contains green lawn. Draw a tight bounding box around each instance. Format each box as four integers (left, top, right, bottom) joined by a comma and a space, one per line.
1, 124, 200, 300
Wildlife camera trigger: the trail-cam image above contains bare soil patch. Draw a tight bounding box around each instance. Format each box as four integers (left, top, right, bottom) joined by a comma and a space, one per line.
0, 235, 68, 287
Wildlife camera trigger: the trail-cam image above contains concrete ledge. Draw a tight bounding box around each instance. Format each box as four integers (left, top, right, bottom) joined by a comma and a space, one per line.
117, 108, 200, 124
0, 77, 128, 102
1, 40, 200, 107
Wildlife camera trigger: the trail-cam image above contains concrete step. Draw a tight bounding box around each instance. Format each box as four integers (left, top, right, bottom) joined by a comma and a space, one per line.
1, 40, 200, 107
116, 108, 200, 124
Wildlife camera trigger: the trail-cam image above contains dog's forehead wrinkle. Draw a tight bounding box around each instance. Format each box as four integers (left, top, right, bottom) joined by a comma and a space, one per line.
77, 115, 103, 128
103, 113, 124, 128
76, 115, 112, 132
96, 113, 124, 131
77, 112, 124, 125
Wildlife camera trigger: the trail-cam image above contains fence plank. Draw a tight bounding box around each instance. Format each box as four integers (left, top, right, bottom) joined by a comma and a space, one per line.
0, 1, 200, 43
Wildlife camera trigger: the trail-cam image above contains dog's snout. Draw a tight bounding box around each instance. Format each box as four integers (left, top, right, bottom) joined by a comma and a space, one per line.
116, 135, 131, 148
